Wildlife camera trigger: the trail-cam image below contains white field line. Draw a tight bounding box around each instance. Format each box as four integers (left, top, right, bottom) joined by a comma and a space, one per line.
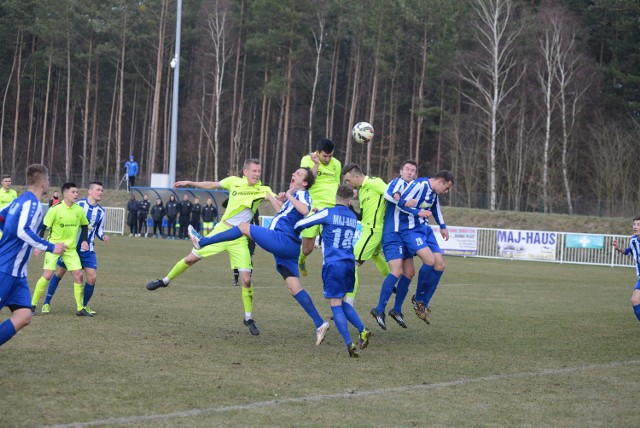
47, 359, 640, 428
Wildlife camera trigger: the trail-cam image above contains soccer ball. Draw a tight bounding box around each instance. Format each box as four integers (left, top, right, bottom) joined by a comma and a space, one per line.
352, 122, 374, 144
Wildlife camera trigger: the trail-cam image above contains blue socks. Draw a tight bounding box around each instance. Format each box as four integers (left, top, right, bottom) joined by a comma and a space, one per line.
423, 269, 444, 306
392, 275, 412, 313
331, 305, 351, 346
43, 274, 62, 305
293, 289, 324, 328
634, 304, 640, 322
83, 282, 94, 306
0, 319, 17, 346
376, 274, 399, 313
199, 226, 242, 247
341, 301, 365, 332
415, 264, 432, 302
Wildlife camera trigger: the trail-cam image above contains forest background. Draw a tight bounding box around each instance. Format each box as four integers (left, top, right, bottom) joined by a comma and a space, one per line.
0, 0, 638, 217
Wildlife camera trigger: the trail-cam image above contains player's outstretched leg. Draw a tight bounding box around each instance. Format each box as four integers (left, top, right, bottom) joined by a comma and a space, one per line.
341, 301, 370, 349
146, 258, 191, 291
330, 304, 358, 357
370, 273, 400, 330
388, 275, 411, 328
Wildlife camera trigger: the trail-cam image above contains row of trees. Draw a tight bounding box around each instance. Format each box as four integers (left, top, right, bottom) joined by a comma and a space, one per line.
1, 0, 639, 216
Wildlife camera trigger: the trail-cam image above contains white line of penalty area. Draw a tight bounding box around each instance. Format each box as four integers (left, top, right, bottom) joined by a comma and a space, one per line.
48, 359, 640, 428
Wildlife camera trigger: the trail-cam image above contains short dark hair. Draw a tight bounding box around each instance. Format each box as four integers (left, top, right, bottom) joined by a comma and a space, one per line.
434, 170, 454, 184
301, 167, 315, 189
400, 160, 418, 170
25, 165, 48, 186
2, 174, 10, 180
316, 138, 334, 154
342, 163, 363, 176
634, 216, 640, 222
336, 184, 354, 200
61, 182, 77, 194
242, 158, 261, 170
88, 181, 103, 189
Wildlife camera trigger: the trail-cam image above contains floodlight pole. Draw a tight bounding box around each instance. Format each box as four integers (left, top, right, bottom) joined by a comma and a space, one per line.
169, 0, 183, 186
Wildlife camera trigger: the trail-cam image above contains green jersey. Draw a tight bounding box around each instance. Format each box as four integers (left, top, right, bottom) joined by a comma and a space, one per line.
219, 176, 273, 222
43, 202, 89, 250
300, 155, 342, 209
358, 176, 387, 229
0, 188, 17, 209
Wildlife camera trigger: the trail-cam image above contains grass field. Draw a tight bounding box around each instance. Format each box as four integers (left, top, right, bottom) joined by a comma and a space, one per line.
1, 235, 639, 427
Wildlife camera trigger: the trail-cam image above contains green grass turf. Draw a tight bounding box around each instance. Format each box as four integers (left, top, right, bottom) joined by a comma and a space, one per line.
1, 235, 639, 427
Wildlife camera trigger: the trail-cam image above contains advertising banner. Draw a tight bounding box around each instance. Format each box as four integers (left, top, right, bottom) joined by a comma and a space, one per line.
496, 229, 557, 261
565, 234, 604, 249
430, 226, 478, 256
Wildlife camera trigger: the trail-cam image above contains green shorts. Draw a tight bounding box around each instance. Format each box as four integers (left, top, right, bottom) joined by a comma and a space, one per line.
43, 250, 82, 271
192, 222, 252, 271
202, 221, 214, 230
300, 224, 322, 239
353, 227, 383, 262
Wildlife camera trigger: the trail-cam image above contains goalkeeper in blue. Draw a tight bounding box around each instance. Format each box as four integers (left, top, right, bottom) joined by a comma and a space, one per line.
612, 216, 640, 322
294, 185, 371, 358
0, 164, 67, 346
189, 168, 331, 346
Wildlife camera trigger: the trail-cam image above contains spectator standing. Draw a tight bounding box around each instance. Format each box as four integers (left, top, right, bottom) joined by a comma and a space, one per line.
190, 198, 202, 233
124, 156, 139, 190
165, 195, 179, 240
151, 198, 166, 238
137, 194, 151, 237
127, 195, 139, 237
178, 194, 192, 240
201, 198, 218, 235
48, 191, 60, 207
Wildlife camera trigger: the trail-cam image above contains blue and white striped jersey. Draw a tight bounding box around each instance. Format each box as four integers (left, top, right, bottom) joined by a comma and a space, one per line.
295, 205, 357, 263
0, 191, 54, 277
397, 177, 446, 229
382, 177, 416, 233
77, 198, 106, 252
623, 235, 640, 277
269, 190, 312, 243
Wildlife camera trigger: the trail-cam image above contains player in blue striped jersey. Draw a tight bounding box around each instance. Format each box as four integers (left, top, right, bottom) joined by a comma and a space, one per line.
394, 170, 454, 323
0, 164, 67, 346
294, 185, 371, 357
41, 182, 109, 315
189, 168, 331, 345
370, 160, 419, 330
613, 216, 640, 321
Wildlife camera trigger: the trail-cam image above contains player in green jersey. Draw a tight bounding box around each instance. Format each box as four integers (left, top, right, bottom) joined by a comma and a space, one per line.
298, 138, 342, 276
31, 183, 90, 316
146, 159, 272, 336
0, 174, 18, 240
0, 174, 18, 209
341, 164, 394, 302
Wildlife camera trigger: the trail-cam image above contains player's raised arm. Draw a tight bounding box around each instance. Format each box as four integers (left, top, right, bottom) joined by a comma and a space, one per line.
174, 180, 221, 190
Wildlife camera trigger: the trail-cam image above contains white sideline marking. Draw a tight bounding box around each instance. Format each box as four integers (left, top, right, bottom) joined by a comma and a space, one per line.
47, 360, 640, 428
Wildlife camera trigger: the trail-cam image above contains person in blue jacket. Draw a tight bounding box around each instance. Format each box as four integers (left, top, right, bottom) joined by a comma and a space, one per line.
124, 156, 139, 189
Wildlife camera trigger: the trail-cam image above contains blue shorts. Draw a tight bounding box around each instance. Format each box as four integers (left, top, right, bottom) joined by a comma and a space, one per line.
249, 225, 300, 279
321, 260, 355, 299
0, 272, 31, 310
382, 232, 411, 262
635, 278, 640, 290
415, 225, 443, 254
57, 250, 98, 270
